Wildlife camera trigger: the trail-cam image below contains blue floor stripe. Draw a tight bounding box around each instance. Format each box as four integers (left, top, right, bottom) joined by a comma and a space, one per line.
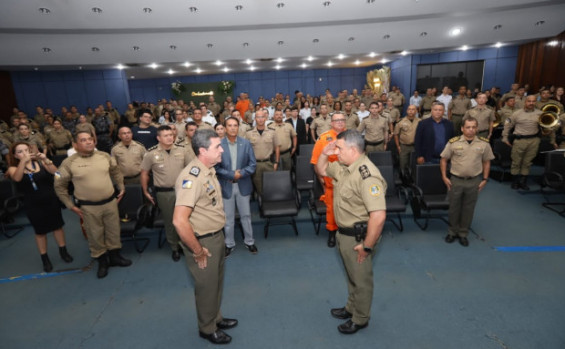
494, 246, 565, 252
0, 268, 85, 284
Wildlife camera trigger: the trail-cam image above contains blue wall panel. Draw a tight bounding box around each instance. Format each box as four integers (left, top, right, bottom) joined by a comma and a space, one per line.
85, 80, 107, 108
65, 81, 88, 108
43, 82, 68, 112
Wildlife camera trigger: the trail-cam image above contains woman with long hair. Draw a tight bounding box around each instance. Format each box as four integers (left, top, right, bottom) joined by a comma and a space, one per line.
159, 110, 172, 125
6, 142, 73, 272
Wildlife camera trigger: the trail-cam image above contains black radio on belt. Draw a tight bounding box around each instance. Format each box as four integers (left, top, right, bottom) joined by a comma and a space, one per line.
354, 221, 368, 242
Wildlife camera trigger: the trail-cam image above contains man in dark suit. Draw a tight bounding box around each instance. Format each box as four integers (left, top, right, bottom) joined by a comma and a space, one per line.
415, 101, 454, 164
215, 117, 258, 256
285, 106, 308, 153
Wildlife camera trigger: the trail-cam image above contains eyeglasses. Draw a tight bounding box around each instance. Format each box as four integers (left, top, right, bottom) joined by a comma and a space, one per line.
331, 118, 346, 123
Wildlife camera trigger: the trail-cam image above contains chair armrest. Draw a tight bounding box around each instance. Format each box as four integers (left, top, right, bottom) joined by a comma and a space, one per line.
542, 171, 565, 188
4, 195, 21, 213
409, 184, 424, 199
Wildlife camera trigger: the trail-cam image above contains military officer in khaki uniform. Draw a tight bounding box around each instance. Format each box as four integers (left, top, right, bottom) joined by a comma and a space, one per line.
207, 96, 221, 118
54, 131, 131, 279
193, 109, 214, 130
357, 102, 389, 152
124, 104, 138, 125
421, 88, 435, 115
316, 129, 387, 335
448, 86, 472, 135
173, 129, 237, 345
46, 119, 73, 156
389, 87, 406, 112
498, 96, 519, 126
310, 104, 332, 140
535, 89, 564, 111
246, 109, 280, 196
513, 88, 527, 110
394, 105, 421, 173
141, 125, 192, 261
269, 110, 297, 171
503, 95, 544, 190
176, 122, 197, 160
343, 101, 360, 131
441, 116, 494, 247
382, 98, 400, 128
111, 127, 146, 184
464, 93, 495, 139
14, 123, 46, 155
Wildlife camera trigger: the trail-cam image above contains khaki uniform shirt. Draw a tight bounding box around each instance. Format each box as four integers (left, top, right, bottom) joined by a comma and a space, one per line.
326, 155, 387, 228
502, 108, 542, 142
14, 133, 45, 151
390, 92, 406, 108
54, 151, 124, 208
536, 99, 564, 112
357, 116, 388, 142
514, 96, 526, 110
382, 107, 400, 123
344, 112, 360, 130
174, 121, 187, 141
124, 109, 137, 124
441, 136, 494, 177
47, 129, 72, 149
141, 144, 191, 188
465, 107, 495, 132
246, 127, 280, 161
449, 96, 472, 115
176, 138, 197, 161
175, 158, 225, 236
196, 122, 214, 131
498, 106, 518, 124
207, 102, 221, 117
311, 115, 332, 137
238, 122, 252, 139
421, 96, 435, 111
394, 117, 421, 145
111, 141, 146, 177
75, 123, 96, 137
269, 122, 296, 152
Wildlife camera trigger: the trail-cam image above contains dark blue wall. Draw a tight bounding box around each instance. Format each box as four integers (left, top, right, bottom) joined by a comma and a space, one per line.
390, 45, 519, 98
11, 69, 130, 116
128, 67, 377, 104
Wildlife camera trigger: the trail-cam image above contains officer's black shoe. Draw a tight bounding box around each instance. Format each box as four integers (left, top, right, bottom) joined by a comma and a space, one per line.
511, 176, 521, 190
199, 330, 232, 344
245, 244, 258, 254
445, 235, 457, 243
172, 250, 181, 262
59, 246, 74, 263
108, 249, 132, 267
331, 307, 352, 319
217, 318, 238, 330
519, 177, 530, 191
327, 230, 337, 248
337, 319, 368, 334
41, 253, 53, 273
459, 237, 469, 247
97, 253, 109, 279
225, 246, 234, 257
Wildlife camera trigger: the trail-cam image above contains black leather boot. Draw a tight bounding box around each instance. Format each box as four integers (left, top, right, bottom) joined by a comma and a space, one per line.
108, 249, 132, 267
519, 176, 530, 191
327, 230, 337, 248
97, 253, 110, 279
41, 253, 53, 273
511, 175, 520, 190
59, 246, 74, 263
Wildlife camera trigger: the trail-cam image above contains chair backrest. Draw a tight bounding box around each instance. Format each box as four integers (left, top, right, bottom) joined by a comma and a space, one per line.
0, 179, 16, 200
545, 151, 565, 175
415, 164, 446, 195
368, 151, 393, 167
118, 184, 144, 219
493, 139, 512, 166
295, 155, 315, 190
262, 171, 295, 201
378, 165, 396, 197
299, 144, 314, 159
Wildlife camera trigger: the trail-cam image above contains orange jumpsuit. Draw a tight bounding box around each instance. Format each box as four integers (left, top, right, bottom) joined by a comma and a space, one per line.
311, 129, 339, 231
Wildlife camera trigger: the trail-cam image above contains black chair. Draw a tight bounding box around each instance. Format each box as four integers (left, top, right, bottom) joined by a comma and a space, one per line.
368, 151, 393, 167
410, 164, 449, 230
148, 205, 167, 248
260, 171, 299, 238
51, 154, 67, 167
118, 184, 151, 252
541, 151, 565, 216
293, 155, 315, 193
379, 166, 408, 232
308, 178, 326, 235
491, 140, 512, 181
0, 180, 24, 238
299, 144, 314, 160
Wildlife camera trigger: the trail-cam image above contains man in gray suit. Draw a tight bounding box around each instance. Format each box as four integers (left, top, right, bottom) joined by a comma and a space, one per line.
215, 117, 258, 256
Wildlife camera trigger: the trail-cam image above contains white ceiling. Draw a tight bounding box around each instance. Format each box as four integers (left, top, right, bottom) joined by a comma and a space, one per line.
0, 0, 564, 79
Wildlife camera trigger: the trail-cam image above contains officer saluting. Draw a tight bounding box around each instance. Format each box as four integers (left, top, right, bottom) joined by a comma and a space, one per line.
173, 129, 237, 345
315, 130, 387, 335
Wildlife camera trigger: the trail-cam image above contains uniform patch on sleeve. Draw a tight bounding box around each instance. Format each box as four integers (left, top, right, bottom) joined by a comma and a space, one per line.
189, 166, 200, 177
505, 118, 511, 124
370, 184, 381, 196
54, 171, 61, 179
359, 165, 371, 179
182, 180, 193, 189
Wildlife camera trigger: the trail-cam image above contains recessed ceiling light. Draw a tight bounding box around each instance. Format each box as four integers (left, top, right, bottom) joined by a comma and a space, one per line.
235, 5, 243, 10
494, 42, 503, 48
401, 50, 408, 56
547, 40, 559, 47
42, 47, 51, 53
275, 58, 284, 63
214, 60, 223, 66
368, 52, 377, 58
249, 66, 256, 71
207, 43, 213, 48
189, 7, 198, 12
277, 2, 285, 8
323, 1, 331, 7
301, 63, 307, 68
449, 27, 462, 36
143, 7, 152, 13
167, 69, 175, 75
307, 56, 315, 61
91, 47, 100, 52
460, 45, 468, 51
195, 68, 202, 74
183, 62, 191, 68
354, 60, 361, 65
420, 32, 428, 37
130, 76, 135, 79
367, 0, 375, 3
278, 41, 284, 45
535, 20, 545, 26
133, 46, 140, 51
38, 8, 51, 14
493, 24, 502, 30
223, 67, 230, 72
149, 63, 158, 69
326, 61, 333, 67
383, 34, 390, 40
348, 37, 355, 41
313, 39, 319, 43
275, 65, 282, 70
381, 58, 388, 64
244, 59, 253, 65
116, 64, 125, 70
169, 45, 177, 50
78, 66, 82, 70
337, 54, 345, 60
243, 42, 249, 47
34, 67, 39, 71
91, 7, 102, 14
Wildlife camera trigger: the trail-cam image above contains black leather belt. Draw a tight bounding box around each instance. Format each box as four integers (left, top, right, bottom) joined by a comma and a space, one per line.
196, 229, 223, 240
365, 140, 384, 146
76, 195, 115, 206
452, 114, 464, 117
337, 227, 357, 236
280, 148, 291, 155
450, 174, 481, 180
154, 187, 174, 192
401, 143, 414, 146
257, 159, 271, 163
514, 134, 539, 139
124, 173, 140, 179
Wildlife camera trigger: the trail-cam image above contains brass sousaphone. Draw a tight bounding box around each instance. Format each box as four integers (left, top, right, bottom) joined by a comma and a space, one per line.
539, 103, 561, 129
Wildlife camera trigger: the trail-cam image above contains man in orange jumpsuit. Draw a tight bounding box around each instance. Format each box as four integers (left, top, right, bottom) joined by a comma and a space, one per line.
311, 111, 347, 247
235, 92, 251, 119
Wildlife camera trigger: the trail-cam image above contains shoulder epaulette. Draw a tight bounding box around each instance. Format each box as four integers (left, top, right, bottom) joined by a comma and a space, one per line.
267, 124, 276, 130
147, 145, 158, 151
479, 136, 489, 142
449, 136, 459, 143
204, 122, 212, 126
246, 127, 256, 133
132, 140, 145, 147
175, 143, 185, 148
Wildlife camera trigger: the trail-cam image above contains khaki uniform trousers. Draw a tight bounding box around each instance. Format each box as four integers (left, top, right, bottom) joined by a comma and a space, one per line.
181, 231, 225, 334
399, 145, 414, 173
279, 151, 292, 171
510, 137, 540, 175
156, 191, 180, 251
365, 143, 385, 153
253, 161, 275, 196
336, 232, 377, 326
81, 199, 121, 258
447, 176, 481, 238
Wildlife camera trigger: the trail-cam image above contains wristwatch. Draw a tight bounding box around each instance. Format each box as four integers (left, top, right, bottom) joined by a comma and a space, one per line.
363, 244, 373, 253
